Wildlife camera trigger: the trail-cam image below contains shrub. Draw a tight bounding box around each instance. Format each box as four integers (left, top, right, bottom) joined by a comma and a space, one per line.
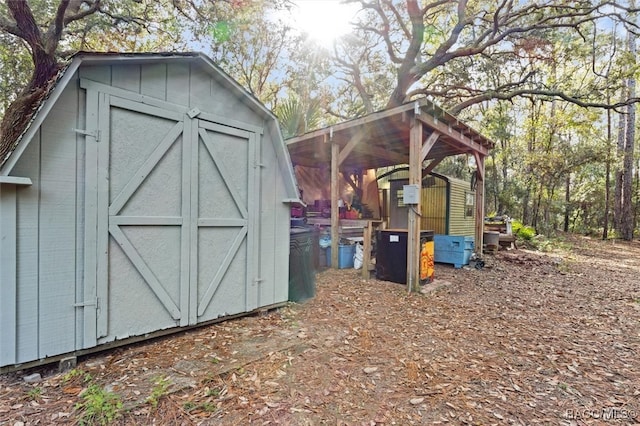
512, 220, 536, 241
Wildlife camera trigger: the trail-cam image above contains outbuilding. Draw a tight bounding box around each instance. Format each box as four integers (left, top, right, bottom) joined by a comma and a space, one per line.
378, 170, 476, 236
0, 52, 300, 369
287, 99, 494, 290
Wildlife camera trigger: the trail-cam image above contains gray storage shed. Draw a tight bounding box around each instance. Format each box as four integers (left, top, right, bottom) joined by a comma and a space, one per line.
0, 52, 300, 368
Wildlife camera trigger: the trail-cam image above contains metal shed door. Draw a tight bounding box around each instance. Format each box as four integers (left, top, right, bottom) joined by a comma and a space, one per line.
83, 90, 258, 345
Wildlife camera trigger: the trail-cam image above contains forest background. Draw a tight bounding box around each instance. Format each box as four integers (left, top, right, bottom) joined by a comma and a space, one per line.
1, 0, 640, 241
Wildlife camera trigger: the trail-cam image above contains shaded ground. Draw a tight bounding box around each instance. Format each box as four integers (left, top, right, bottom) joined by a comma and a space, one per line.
1, 235, 639, 425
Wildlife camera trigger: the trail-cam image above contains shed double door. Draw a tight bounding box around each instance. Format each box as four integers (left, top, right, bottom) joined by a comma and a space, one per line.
83, 89, 260, 346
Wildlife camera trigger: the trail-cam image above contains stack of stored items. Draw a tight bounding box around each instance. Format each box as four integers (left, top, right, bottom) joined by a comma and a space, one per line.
484, 215, 516, 250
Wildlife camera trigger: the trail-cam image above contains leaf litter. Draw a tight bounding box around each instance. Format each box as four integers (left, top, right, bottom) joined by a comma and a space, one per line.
1, 235, 639, 424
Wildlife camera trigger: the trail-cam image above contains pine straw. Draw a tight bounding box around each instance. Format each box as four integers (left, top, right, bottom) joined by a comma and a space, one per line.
1, 235, 639, 425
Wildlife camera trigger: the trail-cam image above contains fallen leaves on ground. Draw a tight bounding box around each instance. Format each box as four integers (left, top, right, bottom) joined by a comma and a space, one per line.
1, 235, 639, 425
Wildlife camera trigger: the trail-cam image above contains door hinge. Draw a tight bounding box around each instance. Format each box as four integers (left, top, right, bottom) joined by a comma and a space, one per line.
74, 298, 98, 308
74, 128, 100, 142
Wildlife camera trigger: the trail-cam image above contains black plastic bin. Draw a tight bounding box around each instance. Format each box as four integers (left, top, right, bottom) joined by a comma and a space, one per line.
376, 229, 434, 284
289, 227, 316, 302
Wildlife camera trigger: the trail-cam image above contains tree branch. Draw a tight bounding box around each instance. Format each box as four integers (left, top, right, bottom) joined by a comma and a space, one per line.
45, 0, 70, 54
450, 89, 640, 115
0, 15, 22, 38
63, 0, 102, 26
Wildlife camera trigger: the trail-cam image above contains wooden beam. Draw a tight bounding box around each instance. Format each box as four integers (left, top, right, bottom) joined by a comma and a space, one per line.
286, 102, 416, 146
475, 154, 485, 255
416, 114, 489, 156
407, 118, 422, 293
420, 131, 440, 162
359, 145, 408, 165
331, 139, 339, 269
473, 151, 484, 181
423, 155, 445, 175
338, 134, 364, 165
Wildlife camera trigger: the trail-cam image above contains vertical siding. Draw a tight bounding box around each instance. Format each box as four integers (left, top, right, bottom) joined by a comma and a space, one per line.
75, 75, 87, 350
111, 65, 141, 92
167, 62, 190, 106
189, 63, 257, 126
141, 63, 167, 100
420, 177, 447, 234
0, 184, 17, 365
264, 123, 290, 305
12, 131, 40, 363
259, 127, 277, 306
79, 65, 111, 85
37, 77, 80, 357
448, 179, 475, 236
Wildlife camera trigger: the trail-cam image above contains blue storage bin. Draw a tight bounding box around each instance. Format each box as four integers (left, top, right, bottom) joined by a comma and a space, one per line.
326, 244, 356, 269
434, 235, 474, 268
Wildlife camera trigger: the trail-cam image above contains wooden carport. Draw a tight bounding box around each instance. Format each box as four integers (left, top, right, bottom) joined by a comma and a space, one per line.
286, 99, 494, 292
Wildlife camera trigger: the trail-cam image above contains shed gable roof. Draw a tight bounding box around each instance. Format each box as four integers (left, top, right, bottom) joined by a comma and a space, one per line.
0, 52, 284, 176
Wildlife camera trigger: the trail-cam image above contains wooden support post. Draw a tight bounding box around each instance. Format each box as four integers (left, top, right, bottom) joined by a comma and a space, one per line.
362, 221, 373, 279
407, 113, 422, 293
475, 154, 485, 254
331, 137, 339, 269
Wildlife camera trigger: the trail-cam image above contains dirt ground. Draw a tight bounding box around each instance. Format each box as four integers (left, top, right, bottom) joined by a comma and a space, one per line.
1, 235, 640, 425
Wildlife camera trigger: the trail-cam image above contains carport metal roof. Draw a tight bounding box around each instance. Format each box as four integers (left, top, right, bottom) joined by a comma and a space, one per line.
286, 98, 494, 293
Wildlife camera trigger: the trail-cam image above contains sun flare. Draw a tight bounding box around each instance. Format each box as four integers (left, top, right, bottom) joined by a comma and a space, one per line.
288, 0, 359, 48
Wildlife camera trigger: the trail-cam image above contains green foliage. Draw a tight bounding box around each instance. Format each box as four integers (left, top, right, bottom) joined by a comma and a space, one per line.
183, 400, 218, 413
75, 384, 123, 426
205, 387, 222, 397
147, 375, 171, 408
63, 368, 93, 384
433, 154, 472, 181
27, 387, 42, 400
274, 95, 323, 138
0, 33, 31, 116
512, 220, 536, 241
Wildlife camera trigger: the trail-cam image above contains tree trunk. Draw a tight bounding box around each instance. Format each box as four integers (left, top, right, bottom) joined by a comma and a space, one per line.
564, 174, 570, 233
386, 0, 423, 107
614, 100, 626, 235
0, 1, 62, 162
621, 24, 636, 240
501, 139, 509, 212
603, 103, 612, 239
491, 151, 499, 213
